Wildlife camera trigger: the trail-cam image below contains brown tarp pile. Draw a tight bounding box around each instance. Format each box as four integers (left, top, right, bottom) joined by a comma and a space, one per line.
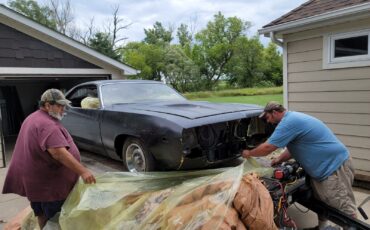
234, 173, 277, 230
166, 173, 277, 230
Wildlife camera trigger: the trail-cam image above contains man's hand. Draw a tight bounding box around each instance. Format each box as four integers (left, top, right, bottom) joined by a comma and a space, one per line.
48, 147, 96, 185
81, 170, 96, 184
270, 157, 280, 166
241, 142, 278, 159
242, 150, 252, 158
270, 148, 292, 166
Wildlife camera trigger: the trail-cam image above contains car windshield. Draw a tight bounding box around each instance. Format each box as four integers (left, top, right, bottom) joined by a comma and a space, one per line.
101, 82, 186, 106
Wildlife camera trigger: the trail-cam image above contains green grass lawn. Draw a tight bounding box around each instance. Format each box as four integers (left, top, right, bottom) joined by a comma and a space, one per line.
183, 86, 283, 106
184, 87, 282, 99
190, 94, 283, 106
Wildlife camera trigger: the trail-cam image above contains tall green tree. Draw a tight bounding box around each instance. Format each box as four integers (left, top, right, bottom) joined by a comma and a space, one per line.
193, 12, 250, 89
88, 32, 120, 60
144, 21, 173, 45
162, 45, 200, 92
176, 23, 193, 59
121, 42, 165, 81
263, 42, 283, 86
226, 36, 264, 88
8, 0, 57, 29
177, 24, 192, 47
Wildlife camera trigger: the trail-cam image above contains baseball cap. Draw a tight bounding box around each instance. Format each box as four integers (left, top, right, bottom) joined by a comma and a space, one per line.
40, 88, 71, 106
259, 101, 285, 119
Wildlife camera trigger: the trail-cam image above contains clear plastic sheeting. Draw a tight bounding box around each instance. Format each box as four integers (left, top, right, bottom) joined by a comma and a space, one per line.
21, 159, 273, 230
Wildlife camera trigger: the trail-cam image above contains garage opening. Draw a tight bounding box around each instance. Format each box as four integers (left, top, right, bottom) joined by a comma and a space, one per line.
0, 85, 23, 136
0, 75, 109, 162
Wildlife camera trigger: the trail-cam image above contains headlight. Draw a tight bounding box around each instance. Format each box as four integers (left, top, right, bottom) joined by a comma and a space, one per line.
182, 129, 197, 147
233, 119, 247, 140
197, 125, 216, 148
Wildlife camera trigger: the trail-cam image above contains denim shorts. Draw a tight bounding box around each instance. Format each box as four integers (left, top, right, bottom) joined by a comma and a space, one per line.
30, 200, 65, 219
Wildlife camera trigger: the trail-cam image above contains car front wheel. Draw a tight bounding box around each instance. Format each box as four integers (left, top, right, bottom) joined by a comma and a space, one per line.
122, 137, 155, 172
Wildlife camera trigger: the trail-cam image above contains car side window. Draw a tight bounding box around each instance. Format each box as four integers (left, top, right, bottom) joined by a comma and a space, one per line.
67, 85, 99, 108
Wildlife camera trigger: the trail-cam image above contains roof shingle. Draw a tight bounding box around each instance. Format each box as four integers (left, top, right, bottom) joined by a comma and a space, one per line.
264, 0, 370, 28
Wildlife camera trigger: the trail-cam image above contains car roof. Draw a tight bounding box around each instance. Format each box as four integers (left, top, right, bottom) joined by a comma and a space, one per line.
79, 80, 163, 87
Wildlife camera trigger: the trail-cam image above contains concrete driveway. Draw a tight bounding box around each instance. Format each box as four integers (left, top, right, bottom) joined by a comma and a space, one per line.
1, 139, 369, 229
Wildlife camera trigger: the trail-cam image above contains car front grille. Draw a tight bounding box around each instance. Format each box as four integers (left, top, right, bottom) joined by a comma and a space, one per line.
195, 120, 248, 162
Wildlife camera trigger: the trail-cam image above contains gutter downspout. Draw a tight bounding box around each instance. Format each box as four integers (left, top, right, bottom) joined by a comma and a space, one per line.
269, 32, 288, 110
270, 32, 283, 47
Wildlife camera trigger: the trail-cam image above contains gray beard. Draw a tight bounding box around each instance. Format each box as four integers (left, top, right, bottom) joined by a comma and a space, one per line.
48, 111, 64, 121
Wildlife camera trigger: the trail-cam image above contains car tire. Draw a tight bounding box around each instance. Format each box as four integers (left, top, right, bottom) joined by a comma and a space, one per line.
122, 137, 156, 172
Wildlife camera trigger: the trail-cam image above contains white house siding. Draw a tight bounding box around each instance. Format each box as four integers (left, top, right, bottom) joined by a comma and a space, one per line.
284, 19, 370, 180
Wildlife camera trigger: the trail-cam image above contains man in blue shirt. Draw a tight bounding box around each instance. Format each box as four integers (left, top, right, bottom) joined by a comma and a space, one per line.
242, 102, 356, 228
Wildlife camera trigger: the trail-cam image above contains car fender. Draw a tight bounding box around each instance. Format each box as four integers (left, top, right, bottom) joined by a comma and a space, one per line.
101, 110, 184, 168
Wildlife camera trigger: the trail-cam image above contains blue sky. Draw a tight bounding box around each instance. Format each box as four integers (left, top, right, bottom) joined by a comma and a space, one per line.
0, 0, 308, 45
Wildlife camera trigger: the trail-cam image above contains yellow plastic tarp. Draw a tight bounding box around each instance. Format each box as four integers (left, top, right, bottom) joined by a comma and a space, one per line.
22, 159, 272, 230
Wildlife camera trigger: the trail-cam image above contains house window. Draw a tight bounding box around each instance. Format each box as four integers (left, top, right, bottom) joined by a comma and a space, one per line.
324, 30, 370, 69
334, 35, 368, 58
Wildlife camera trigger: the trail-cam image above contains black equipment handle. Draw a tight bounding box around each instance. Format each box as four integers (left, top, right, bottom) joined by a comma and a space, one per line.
358, 207, 368, 220
358, 196, 370, 220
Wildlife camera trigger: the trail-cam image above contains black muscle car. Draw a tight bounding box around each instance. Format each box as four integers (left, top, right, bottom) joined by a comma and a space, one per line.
62, 80, 271, 172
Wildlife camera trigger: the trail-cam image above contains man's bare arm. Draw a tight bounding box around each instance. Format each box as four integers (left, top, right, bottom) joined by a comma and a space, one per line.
242, 142, 278, 158
48, 147, 96, 184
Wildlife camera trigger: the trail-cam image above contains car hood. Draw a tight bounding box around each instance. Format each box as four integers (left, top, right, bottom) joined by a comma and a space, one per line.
109, 101, 262, 119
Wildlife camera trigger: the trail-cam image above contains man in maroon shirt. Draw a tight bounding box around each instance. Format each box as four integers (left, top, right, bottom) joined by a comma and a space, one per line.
2, 88, 96, 228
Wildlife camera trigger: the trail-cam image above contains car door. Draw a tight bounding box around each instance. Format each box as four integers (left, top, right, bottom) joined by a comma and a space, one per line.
62, 85, 106, 155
